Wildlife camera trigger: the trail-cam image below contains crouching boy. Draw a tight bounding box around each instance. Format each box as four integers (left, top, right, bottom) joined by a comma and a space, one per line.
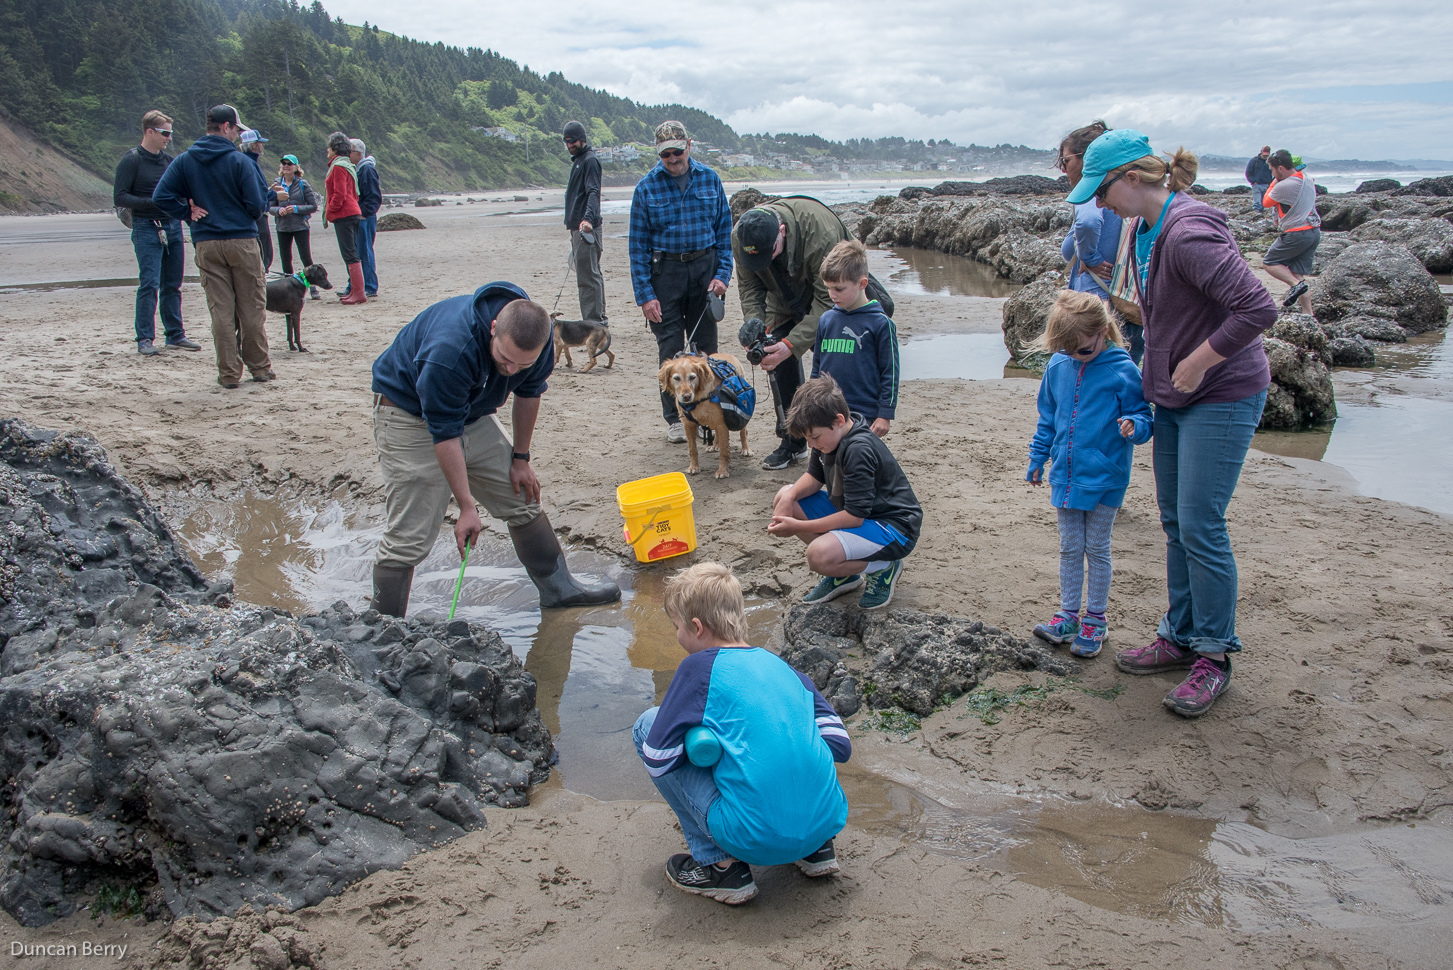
769, 375, 922, 609
634, 562, 851, 905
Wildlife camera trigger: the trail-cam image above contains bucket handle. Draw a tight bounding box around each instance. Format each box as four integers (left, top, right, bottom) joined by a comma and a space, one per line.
623, 504, 670, 545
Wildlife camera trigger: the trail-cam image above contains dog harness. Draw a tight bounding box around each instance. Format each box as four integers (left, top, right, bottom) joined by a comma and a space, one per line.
291, 270, 310, 288
676, 355, 756, 432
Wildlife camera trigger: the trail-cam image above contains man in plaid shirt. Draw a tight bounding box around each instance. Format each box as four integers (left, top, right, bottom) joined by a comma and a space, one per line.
629, 120, 735, 441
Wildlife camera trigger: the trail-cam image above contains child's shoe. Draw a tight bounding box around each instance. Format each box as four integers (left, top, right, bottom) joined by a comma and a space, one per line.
1163, 656, 1232, 718
665, 854, 758, 905
803, 573, 863, 604
1033, 611, 1079, 645
795, 839, 840, 878
858, 560, 902, 610
1071, 616, 1107, 658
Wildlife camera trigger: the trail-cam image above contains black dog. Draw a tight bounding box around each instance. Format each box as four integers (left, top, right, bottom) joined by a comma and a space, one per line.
266, 264, 333, 352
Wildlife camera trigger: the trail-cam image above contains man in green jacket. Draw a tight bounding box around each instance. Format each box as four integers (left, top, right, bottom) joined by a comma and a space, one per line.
732, 196, 851, 470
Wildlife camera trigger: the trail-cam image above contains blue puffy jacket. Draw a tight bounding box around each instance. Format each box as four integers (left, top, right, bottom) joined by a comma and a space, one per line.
1027, 345, 1153, 510
1060, 202, 1123, 294
151, 135, 268, 242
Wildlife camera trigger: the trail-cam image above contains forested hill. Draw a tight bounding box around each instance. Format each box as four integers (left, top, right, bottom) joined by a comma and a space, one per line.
0, 0, 741, 191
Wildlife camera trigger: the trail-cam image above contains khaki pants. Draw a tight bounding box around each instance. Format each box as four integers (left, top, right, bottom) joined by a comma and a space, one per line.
570, 228, 607, 326
372, 405, 541, 569
194, 237, 270, 383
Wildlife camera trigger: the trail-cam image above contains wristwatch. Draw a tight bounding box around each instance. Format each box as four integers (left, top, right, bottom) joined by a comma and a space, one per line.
512, 451, 530, 462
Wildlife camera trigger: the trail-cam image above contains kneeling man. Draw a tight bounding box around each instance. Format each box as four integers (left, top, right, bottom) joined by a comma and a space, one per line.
369, 282, 620, 615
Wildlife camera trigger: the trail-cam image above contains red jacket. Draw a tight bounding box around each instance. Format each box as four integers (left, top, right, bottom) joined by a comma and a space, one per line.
325, 161, 361, 222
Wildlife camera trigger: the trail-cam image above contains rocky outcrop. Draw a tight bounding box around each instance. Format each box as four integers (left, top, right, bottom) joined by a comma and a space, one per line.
1000, 271, 1065, 357
1309, 241, 1448, 338
899, 175, 1068, 201
1355, 178, 1402, 194
0, 419, 551, 926
848, 195, 1069, 283
1393, 175, 1453, 197
1326, 335, 1377, 367
1261, 314, 1336, 429
376, 213, 425, 231
780, 604, 1072, 718
729, 186, 781, 220
1348, 218, 1453, 273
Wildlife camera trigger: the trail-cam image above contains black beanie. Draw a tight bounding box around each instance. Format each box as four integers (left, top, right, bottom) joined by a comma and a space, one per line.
562, 121, 588, 142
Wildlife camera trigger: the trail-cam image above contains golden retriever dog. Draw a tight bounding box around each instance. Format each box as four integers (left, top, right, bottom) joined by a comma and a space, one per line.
657, 353, 753, 478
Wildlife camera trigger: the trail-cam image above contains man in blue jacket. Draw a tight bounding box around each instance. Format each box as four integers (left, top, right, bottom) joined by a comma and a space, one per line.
349, 138, 382, 298
369, 283, 620, 616
1245, 146, 1273, 212
152, 104, 273, 388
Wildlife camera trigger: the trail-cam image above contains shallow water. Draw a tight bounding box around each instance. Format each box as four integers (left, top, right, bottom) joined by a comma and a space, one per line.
898, 332, 1039, 381
0, 277, 200, 294
878, 246, 1024, 300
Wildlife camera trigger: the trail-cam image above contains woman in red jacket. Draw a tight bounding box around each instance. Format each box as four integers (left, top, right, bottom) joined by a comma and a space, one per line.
323, 130, 366, 305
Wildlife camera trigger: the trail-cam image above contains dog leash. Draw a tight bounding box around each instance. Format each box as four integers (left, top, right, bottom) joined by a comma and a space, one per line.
550, 251, 575, 314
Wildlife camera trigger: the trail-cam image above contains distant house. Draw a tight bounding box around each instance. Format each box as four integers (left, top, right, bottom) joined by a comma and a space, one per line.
473, 127, 520, 143
723, 154, 756, 168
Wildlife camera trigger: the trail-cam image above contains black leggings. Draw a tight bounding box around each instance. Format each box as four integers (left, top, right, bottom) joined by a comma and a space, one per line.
333, 215, 360, 265
277, 229, 313, 275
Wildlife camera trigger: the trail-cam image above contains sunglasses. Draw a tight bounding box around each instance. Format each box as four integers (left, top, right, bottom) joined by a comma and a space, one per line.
1071, 334, 1106, 356
1056, 151, 1082, 172
658, 148, 685, 159
150, 128, 174, 137
1094, 171, 1127, 203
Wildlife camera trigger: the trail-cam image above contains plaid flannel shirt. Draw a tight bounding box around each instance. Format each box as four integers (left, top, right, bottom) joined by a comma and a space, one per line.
628, 157, 734, 305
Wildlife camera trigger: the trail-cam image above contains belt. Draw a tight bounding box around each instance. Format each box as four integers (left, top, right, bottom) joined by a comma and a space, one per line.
656, 248, 711, 262
373, 393, 398, 409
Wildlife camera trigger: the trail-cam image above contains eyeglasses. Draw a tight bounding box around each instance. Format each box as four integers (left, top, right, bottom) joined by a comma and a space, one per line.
150, 128, 173, 137
1056, 151, 1082, 172
1093, 171, 1127, 203
658, 148, 685, 159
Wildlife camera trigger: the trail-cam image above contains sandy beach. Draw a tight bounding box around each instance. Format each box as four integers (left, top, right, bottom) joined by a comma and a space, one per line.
1, 199, 1451, 969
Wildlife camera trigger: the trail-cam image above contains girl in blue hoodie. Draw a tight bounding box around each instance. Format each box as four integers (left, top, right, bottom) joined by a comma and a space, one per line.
1026, 291, 1153, 657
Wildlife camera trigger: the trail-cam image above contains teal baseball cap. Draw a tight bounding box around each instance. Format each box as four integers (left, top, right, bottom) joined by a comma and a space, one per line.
1066, 128, 1154, 204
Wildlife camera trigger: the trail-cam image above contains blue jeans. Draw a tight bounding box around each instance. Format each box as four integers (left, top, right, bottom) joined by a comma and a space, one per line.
1152, 389, 1267, 654
1251, 184, 1270, 211
358, 213, 378, 294
132, 220, 185, 344
633, 707, 727, 865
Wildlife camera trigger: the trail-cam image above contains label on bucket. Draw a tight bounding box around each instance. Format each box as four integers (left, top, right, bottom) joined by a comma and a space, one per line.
648, 538, 691, 560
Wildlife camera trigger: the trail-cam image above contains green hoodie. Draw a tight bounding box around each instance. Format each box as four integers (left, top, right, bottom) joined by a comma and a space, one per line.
732, 196, 851, 357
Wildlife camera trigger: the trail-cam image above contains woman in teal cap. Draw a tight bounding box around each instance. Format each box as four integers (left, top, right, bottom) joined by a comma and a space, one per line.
270, 154, 321, 299
1066, 129, 1278, 718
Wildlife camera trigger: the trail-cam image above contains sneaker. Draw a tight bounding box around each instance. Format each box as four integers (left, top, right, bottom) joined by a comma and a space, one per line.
1163, 656, 1231, 718
1071, 617, 1107, 658
1282, 280, 1309, 308
666, 422, 687, 444
795, 840, 840, 878
760, 442, 807, 470
1115, 636, 1196, 675
165, 337, 202, 351
1033, 611, 1079, 645
664, 854, 757, 905
858, 560, 902, 610
137, 339, 160, 356
309, 286, 320, 301
803, 574, 863, 604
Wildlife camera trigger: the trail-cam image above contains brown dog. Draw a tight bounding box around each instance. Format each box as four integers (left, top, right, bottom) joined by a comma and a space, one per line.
550, 312, 614, 372
657, 353, 753, 478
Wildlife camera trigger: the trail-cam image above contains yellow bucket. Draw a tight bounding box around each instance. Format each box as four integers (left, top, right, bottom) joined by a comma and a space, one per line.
617, 472, 697, 563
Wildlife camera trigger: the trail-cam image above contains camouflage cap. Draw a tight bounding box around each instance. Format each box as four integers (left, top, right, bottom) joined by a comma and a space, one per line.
654, 120, 689, 153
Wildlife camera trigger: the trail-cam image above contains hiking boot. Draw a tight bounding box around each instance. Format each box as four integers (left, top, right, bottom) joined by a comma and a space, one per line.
1282, 280, 1309, 308
664, 855, 757, 905
1115, 636, 1195, 675
795, 840, 840, 878
760, 441, 808, 470
1071, 616, 1107, 658
165, 337, 202, 351
137, 339, 160, 356
666, 422, 687, 444
1033, 611, 1079, 645
803, 574, 863, 604
217, 376, 241, 389
1163, 656, 1232, 718
858, 560, 902, 610
250, 369, 276, 382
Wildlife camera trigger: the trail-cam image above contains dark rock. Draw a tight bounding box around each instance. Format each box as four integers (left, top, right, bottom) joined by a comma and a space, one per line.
1261, 337, 1336, 429
975, 174, 1069, 196
1269, 312, 1331, 366
927, 181, 981, 197
1327, 335, 1377, 367
1310, 232, 1354, 274
1001, 271, 1065, 358
1393, 175, 1453, 197
1188, 183, 1213, 195
1348, 218, 1453, 272
729, 186, 780, 220
413, 198, 444, 207
1355, 178, 1402, 194
376, 212, 425, 232
898, 186, 934, 201
1318, 199, 1372, 232
1314, 184, 1328, 196
1331, 315, 1408, 343
1223, 184, 1252, 195
1309, 241, 1447, 335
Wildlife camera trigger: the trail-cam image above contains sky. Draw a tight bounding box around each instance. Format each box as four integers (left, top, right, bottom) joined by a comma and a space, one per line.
325, 0, 1453, 161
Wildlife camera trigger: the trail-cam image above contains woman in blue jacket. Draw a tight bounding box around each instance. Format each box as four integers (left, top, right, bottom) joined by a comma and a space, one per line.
1026, 291, 1153, 657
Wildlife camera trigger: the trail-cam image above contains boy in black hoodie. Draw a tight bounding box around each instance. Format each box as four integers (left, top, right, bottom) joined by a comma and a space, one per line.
768, 376, 921, 610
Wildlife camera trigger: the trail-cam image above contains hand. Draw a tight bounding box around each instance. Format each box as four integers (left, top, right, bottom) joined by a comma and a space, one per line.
578, 219, 592, 232
772, 484, 799, 517
641, 299, 662, 324
1171, 358, 1207, 394
759, 341, 791, 371
454, 506, 484, 558
1090, 261, 1114, 281
707, 278, 727, 298
870, 418, 890, 438
1026, 464, 1044, 485
510, 458, 541, 505
274, 188, 288, 202
1119, 418, 1136, 438
767, 514, 804, 537
189, 203, 208, 222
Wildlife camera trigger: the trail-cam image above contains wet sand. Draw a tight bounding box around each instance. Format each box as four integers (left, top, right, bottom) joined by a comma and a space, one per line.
1, 206, 1451, 968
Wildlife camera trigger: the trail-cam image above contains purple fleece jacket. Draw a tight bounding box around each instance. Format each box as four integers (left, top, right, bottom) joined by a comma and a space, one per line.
1135, 194, 1277, 408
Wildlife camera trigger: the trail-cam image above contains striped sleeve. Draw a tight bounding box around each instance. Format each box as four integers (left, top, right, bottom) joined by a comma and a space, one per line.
641, 649, 716, 777
794, 671, 852, 763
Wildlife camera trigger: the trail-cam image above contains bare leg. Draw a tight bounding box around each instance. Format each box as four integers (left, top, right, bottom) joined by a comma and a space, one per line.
1263, 263, 1311, 313
806, 534, 871, 578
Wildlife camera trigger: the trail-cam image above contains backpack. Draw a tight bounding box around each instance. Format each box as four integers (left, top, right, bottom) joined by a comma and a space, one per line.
680, 356, 756, 431
1077, 216, 1142, 325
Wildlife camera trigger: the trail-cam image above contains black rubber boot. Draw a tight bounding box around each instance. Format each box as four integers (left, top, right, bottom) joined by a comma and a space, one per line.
370, 564, 414, 617
509, 514, 620, 609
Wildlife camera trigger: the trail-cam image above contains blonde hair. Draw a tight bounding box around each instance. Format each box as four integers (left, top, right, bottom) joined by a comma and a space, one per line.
1035, 290, 1124, 355
821, 239, 869, 284
140, 110, 173, 133
663, 562, 749, 643
1108, 147, 1199, 193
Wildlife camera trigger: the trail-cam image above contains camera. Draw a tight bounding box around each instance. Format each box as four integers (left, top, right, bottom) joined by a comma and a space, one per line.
739, 317, 770, 366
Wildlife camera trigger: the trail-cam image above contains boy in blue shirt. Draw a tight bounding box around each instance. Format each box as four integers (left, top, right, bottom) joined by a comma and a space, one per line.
634, 562, 851, 905
810, 239, 899, 437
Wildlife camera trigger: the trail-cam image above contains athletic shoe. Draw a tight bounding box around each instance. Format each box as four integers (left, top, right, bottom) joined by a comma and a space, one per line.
803, 574, 863, 604
760, 442, 808, 470
1282, 280, 1309, 308
1163, 656, 1232, 718
1033, 611, 1079, 645
664, 854, 757, 905
858, 560, 902, 610
1071, 617, 1107, 658
666, 423, 687, 444
165, 337, 202, 351
1114, 636, 1196, 675
137, 339, 160, 356
795, 840, 840, 878
308, 286, 320, 301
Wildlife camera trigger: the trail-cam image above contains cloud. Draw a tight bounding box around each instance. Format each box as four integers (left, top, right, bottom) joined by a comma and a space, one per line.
323, 0, 1453, 158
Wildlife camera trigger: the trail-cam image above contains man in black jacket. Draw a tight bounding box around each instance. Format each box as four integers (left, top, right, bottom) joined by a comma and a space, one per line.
112, 109, 200, 356
1245, 146, 1273, 212
562, 121, 607, 326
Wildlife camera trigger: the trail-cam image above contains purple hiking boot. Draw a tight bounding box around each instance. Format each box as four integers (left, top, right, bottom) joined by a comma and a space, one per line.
1163, 656, 1232, 718
1115, 636, 1196, 675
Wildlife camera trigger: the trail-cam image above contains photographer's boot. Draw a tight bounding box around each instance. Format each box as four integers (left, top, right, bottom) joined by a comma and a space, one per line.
509, 514, 620, 609
371, 564, 414, 617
